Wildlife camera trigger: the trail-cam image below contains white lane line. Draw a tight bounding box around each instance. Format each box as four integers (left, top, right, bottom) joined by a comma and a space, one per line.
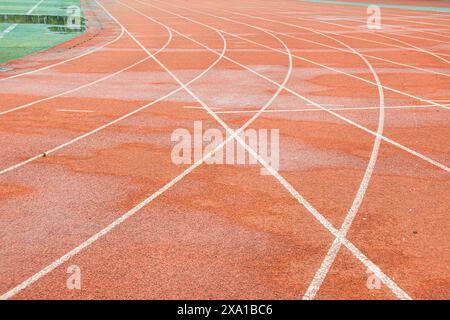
158, 0, 405, 300
0, 0, 284, 299
0, 24, 18, 39
0, 55, 152, 116
295, 17, 450, 59
146, 0, 449, 172
215, 11, 450, 106
3, 25, 17, 33
27, 0, 45, 15
198, 104, 439, 114
238, 12, 450, 78
129, 0, 411, 300
0, 9, 175, 174
300, 7, 386, 300
288, 1, 450, 41
56, 109, 94, 113
0, 5, 126, 82
183, 105, 223, 110
1, 0, 408, 302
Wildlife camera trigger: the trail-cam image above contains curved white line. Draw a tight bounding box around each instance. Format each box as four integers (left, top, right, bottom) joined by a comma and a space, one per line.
1, 55, 150, 116
0, 1, 126, 82
369, 32, 450, 64
292, 17, 450, 59
131, 0, 410, 300
294, 17, 450, 63
0, 0, 293, 299
289, 1, 450, 40
0, 6, 221, 176
144, 0, 450, 172
141, 0, 449, 171
239, 13, 450, 77
149, 0, 392, 301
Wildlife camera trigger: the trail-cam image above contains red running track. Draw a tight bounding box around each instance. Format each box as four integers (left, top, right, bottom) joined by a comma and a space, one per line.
0, 0, 449, 300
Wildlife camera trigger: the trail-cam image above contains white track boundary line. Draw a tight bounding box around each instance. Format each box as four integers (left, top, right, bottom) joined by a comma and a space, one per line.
334, 18, 450, 63
230, 11, 450, 78
200, 104, 438, 114
150, 0, 406, 300
184, 5, 450, 111
288, 1, 450, 41
0, 0, 290, 299
0, 0, 185, 116
0, 2, 126, 82
0, 4, 223, 177
1, 0, 407, 301
141, 0, 449, 172
27, 0, 45, 14
0, 55, 153, 116
0, 24, 18, 39
128, 0, 411, 300
294, 17, 450, 59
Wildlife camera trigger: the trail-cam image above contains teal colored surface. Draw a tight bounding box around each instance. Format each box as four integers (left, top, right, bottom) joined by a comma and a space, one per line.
0, 22, 82, 64
0, 0, 84, 64
0, 23, 10, 32
301, 0, 450, 12
0, 0, 82, 16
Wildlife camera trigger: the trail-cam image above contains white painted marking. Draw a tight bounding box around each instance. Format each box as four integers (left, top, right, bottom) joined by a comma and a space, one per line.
3, 25, 17, 33
206, 104, 439, 114
0, 24, 18, 39
268, 19, 450, 78
156, 0, 411, 300
183, 105, 223, 110
232, 12, 450, 83
0, 56, 157, 117
27, 0, 45, 15
56, 109, 94, 113
295, 17, 450, 61
149, 1, 449, 173
0, 10, 126, 81
0, 0, 285, 300
129, 0, 411, 300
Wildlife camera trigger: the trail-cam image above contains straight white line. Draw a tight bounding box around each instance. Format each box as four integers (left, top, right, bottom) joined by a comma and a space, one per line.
154, 0, 410, 300
27, 0, 45, 15
131, 0, 411, 300
0, 55, 153, 116
0, 0, 287, 299
288, 1, 450, 40
293, 17, 450, 59
144, 0, 449, 172
2, 0, 409, 301
234, 12, 450, 78
204, 104, 438, 114
3, 25, 17, 33
0, 24, 18, 39
214, 10, 450, 100
55, 109, 94, 113
0, 2, 126, 82
183, 105, 223, 110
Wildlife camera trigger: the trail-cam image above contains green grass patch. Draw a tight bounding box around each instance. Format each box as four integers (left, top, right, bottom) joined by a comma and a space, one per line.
0, 23, 82, 63
0, 0, 85, 64
0, 0, 82, 15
